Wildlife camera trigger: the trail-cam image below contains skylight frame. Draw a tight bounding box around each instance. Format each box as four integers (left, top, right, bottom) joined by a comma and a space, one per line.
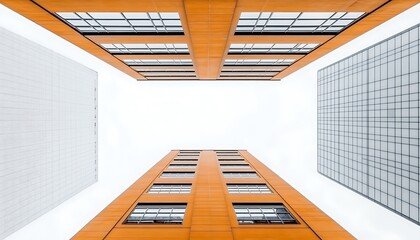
56, 12, 184, 34
228, 43, 318, 54
123, 59, 193, 66
224, 59, 295, 66
236, 11, 365, 34
101, 43, 189, 54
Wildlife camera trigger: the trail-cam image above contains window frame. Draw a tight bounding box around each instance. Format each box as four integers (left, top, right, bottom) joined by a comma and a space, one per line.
147, 184, 192, 194
160, 171, 195, 178
233, 203, 299, 224
168, 163, 197, 169
124, 203, 187, 224
223, 171, 259, 178
227, 184, 272, 194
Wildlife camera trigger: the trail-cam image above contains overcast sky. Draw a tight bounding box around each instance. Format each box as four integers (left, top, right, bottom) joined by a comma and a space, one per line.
1, 3, 420, 240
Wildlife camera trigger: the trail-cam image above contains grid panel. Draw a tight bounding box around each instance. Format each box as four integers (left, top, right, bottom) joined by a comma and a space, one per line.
168, 164, 197, 169
123, 59, 193, 66
101, 43, 189, 54
223, 172, 259, 178
222, 67, 285, 72
220, 72, 277, 77
173, 158, 198, 161
177, 152, 200, 156
125, 204, 186, 224
318, 24, 420, 225
224, 59, 295, 66
148, 184, 191, 194
220, 164, 251, 169
228, 184, 272, 194
0, 27, 97, 239
161, 172, 194, 178
229, 43, 318, 54
56, 12, 183, 34
236, 12, 364, 34
234, 204, 298, 224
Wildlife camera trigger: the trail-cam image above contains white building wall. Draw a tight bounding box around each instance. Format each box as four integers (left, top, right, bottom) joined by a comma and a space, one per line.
0, 27, 97, 239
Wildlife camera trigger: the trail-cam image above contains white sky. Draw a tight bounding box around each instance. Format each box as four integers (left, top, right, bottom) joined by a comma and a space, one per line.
1, 3, 420, 240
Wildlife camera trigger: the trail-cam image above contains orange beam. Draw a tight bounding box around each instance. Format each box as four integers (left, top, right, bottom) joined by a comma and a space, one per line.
184, 0, 237, 79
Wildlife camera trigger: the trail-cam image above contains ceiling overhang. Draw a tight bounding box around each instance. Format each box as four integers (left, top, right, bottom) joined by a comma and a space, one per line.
1, 0, 418, 81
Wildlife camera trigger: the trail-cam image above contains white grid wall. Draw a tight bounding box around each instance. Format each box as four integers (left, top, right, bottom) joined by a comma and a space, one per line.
0, 27, 98, 239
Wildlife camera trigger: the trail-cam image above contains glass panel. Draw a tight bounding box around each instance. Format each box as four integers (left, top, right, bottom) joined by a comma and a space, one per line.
236, 11, 365, 33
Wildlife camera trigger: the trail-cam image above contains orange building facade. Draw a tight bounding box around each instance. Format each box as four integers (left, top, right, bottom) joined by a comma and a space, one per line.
0, 0, 418, 81
73, 150, 354, 239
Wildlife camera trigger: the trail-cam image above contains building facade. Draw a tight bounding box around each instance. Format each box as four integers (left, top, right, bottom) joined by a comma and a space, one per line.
0, 27, 98, 239
0, 0, 418, 81
318, 23, 420, 225
74, 150, 353, 239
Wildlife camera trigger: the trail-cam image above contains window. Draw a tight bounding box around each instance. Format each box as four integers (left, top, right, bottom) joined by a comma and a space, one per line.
228, 184, 272, 194
177, 152, 200, 157
223, 172, 259, 178
161, 172, 194, 178
228, 43, 318, 54
173, 158, 197, 161
236, 12, 365, 34
56, 12, 183, 34
218, 158, 245, 162
218, 157, 245, 161
168, 164, 197, 169
220, 71, 277, 77
222, 67, 286, 73
216, 151, 238, 154
179, 150, 201, 154
174, 156, 199, 160
220, 164, 250, 169
233, 204, 298, 224
215, 150, 240, 155
224, 59, 295, 66
100, 43, 189, 54
140, 71, 196, 77
125, 204, 187, 224
148, 184, 191, 194
123, 59, 193, 66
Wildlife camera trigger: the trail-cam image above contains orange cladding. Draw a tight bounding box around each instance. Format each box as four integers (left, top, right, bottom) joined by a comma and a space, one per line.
72, 150, 355, 239
0, 0, 418, 80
